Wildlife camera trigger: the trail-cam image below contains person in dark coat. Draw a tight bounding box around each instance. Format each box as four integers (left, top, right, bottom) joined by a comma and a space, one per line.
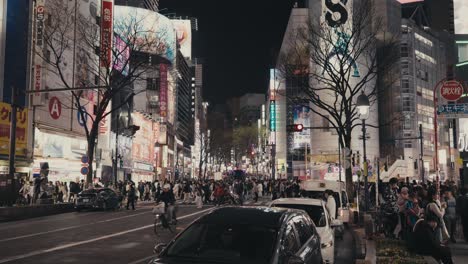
126, 184, 136, 210
411, 215, 454, 264
459, 188, 468, 242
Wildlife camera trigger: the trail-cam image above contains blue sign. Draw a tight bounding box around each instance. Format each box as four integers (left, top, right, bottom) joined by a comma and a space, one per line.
80, 167, 89, 175
77, 106, 87, 126
81, 155, 89, 164
437, 104, 468, 115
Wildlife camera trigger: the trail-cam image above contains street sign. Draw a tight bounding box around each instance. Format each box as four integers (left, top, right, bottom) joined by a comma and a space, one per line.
48, 97, 62, 119
81, 155, 89, 164
437, 103, 468, 118
80, 167, 89, 175
440, 80, 464, 101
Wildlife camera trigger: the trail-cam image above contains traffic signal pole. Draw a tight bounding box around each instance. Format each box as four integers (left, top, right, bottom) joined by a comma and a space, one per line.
8, 86, 18, 205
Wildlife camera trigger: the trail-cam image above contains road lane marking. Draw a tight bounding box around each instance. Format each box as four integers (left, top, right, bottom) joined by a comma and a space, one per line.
0, 210, 151, 243
0, 208, 213, 263
0, 212, 96, 230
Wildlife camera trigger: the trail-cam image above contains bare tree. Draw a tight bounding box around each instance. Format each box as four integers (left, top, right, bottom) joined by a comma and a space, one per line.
277, 0, 399, 196
232, 125, 258, 167
40, 0, 169, 183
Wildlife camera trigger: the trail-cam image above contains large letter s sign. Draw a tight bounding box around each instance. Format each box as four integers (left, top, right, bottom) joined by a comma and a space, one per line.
324, 0, 349, 27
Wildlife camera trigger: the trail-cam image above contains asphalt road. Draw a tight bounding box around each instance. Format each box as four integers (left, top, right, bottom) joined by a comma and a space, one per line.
0, 200, 355, 264
0, 203, 211, 264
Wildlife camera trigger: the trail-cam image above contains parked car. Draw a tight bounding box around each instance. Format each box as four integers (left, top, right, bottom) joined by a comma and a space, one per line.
300, 180, 350, 225
149, 206, 323, 264
270, 198, 343, 264
75, 188, 121, 211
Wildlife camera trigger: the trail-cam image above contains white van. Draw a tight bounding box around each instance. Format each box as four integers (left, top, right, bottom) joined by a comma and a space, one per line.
299, 180, 350, 224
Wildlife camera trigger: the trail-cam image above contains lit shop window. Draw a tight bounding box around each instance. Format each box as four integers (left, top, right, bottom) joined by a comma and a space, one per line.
415, 33, 433, 47
415, 50, 436, 64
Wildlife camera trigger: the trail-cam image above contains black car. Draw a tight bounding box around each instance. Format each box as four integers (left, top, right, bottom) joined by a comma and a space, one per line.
149, 206, 323, 264
75, 188, 121, 211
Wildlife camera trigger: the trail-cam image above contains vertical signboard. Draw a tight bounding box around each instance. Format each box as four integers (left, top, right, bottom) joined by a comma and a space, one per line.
270, 101, 276, 132
0, 102, 28, 156
32, 0, 45, 105
172, 20, 192, 59
159, 64, 168, 119
113, 35, 129, 75
100, 0, 113, 67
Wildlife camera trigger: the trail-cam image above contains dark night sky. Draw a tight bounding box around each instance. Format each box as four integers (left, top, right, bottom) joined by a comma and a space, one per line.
159, 0, 296, 104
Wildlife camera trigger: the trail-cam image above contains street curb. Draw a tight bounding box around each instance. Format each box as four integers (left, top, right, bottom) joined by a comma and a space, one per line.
349, 225, 367, 261
0, 203, 74, 222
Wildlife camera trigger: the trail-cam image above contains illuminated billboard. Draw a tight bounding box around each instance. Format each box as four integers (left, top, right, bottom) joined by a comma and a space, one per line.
114, 6, 176, 64
172, 19, 192, 59
455, 0, 468, 34
270, 101, 276, 131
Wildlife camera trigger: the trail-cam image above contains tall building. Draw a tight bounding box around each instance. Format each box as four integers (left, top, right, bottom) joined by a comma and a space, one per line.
238, 93, 265, 126
379, 0, 453, 181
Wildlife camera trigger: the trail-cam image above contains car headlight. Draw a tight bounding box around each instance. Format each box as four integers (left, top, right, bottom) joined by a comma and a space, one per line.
321, 240, 333, 248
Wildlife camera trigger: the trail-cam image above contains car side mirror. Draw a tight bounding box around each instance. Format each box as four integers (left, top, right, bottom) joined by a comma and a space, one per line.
287, 254, 305, 264
153, 243, 167, 255
331, 219, 343, 227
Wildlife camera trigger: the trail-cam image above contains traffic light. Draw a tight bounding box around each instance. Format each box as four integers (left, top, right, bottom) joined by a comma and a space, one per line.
384, 162, 388, 171
287, 124, 304, 132
352, 153, 356, 167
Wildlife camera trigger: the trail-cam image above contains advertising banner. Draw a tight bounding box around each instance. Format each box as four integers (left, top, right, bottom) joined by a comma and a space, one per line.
172, 19, 192, 59
113, 34, 129, 75
0, 102, 28, 156
100, 0, 113, 67
293, 105, 311, 149
132, 112, 154, 163
270, 101, 276, 132
159, 64, 168, 119
114, 6, 176, 64
32, 0, 45, 106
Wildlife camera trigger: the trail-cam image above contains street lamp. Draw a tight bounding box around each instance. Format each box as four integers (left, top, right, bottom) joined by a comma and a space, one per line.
356, 92, 370, 212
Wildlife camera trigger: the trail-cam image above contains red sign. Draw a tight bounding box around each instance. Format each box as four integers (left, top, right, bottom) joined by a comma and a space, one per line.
100, 0, 113, 67
48, 96, 62, 119
440, 80, 464, 101
159, 64, 168, 118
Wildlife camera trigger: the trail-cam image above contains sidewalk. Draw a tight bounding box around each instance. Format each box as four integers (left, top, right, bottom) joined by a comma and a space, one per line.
450, 240, 468, 263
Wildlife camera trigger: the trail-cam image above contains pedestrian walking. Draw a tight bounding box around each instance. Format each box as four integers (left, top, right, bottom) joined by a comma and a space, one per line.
443, 189, 457, 243
126, 184, 136, 210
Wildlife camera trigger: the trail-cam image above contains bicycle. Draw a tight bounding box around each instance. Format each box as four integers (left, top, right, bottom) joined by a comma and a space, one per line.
152, 203, 175, 235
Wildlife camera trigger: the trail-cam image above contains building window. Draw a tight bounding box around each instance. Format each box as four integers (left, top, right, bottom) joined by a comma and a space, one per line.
416, 69, 429, 81
401, 79, 411, 93
404, 141, 412, 148
415, 33, 433, 47
402, 97, 414, 112
146, 78, 159, 91
401, 43, 409, 57
403, 115, 412, 130
401, 61, 410, 75
415, 50, 436, 64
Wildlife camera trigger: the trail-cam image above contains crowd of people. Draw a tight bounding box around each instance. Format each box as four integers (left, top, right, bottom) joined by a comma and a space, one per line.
375, 177, 468, 264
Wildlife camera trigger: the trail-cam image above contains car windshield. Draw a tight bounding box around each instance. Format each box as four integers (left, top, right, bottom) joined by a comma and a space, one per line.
301, 190, 341, 207
272, 203, 327, 227
80, 189, 97, 195
165, 222, 278, 264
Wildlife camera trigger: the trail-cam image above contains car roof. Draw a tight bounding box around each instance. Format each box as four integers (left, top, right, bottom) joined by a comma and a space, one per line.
198, 206, 301, 228
271, 198, 325, 207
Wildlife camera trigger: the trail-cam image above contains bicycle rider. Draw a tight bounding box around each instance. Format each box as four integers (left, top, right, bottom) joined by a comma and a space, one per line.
156, 184, 177, 224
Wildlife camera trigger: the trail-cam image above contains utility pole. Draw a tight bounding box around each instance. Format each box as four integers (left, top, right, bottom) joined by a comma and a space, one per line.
8, 86, 18, 205
419, 124, 425, 184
